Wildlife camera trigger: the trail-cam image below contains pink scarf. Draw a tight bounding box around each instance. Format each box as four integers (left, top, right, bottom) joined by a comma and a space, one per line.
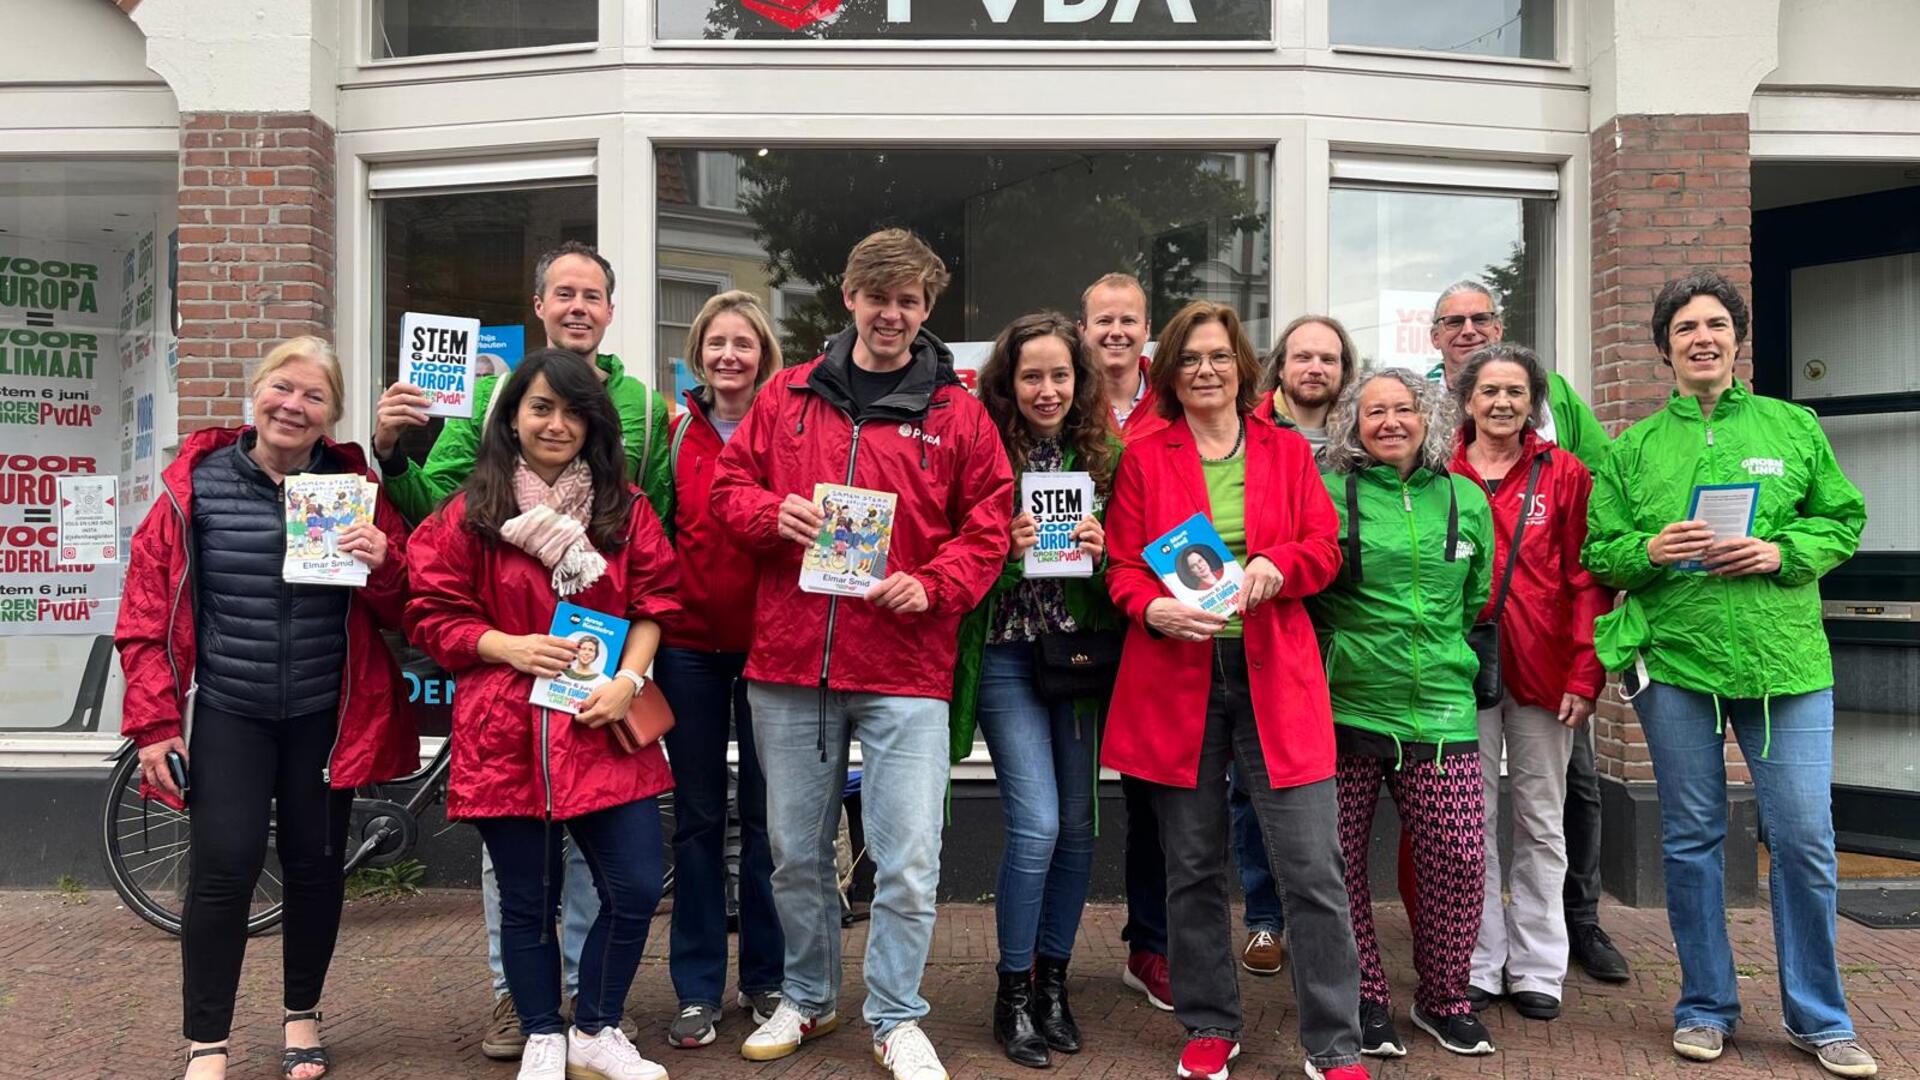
499, 457, 608, 597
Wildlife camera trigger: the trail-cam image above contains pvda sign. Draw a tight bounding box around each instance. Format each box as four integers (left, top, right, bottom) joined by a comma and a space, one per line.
660, 0, 1271, 42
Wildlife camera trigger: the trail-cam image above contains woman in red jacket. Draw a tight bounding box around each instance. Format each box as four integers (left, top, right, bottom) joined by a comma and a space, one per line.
1449, 344, 1608, 1023
658, 291, 786, 1049
116, 337, 417, 1080
405, 349, 681, 1080
1101, 301, 1368, 1080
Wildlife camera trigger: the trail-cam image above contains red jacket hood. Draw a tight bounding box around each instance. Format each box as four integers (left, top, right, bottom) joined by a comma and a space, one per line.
117, 425, 419, 794
1450, 426, 1608, 707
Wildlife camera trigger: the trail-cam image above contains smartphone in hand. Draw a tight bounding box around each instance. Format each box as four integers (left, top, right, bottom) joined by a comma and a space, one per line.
165, 750, 191, 804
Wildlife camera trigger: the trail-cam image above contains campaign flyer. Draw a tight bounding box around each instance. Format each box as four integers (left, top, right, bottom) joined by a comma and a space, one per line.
531, 602, 630, 714
57, 474, 118, 565
283, 473, 375, 587
1676, 482, 1760, 573
398, 312, 480, 418
799, 483, 898, 598
1021, 471, 1096, 579
1143, 512, 1243, 615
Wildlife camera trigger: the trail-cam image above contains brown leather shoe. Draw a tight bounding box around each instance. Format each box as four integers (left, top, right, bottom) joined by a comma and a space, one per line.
1240, 929, 1285, 976
481, 993, 526, 1060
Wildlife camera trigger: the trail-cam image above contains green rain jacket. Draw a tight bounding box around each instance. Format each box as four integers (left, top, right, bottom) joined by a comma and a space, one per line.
950, 441, 1122, 765
1308, 465, 1494, 758
1583, 382, 1865, 703
379, 352, 674, 527
1544, 371, 1611, 472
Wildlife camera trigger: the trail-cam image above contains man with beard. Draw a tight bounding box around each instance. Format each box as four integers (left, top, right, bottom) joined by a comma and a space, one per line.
1259, 314, 1359, 452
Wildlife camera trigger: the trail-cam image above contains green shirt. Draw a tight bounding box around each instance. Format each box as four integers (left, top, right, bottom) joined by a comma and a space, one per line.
1203, 454, 1248, 639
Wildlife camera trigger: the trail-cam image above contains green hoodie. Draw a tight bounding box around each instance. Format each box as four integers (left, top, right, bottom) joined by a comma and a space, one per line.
1583, 382, 1864, 702
1308, 465, 1494, 757
1544, 371, 1611, 472
949, 441, 1122, 765
380, 352, 674, 527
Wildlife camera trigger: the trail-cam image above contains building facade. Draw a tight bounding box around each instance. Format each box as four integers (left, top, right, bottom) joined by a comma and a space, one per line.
2, 0, 1916, 896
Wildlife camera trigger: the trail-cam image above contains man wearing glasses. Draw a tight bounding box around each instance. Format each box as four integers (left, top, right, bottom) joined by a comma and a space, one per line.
1427, 280, 1631, 990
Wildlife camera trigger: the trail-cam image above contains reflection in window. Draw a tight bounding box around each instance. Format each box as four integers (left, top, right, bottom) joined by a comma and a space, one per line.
655, 147, 1272, 365
377, 183, 596, 464
1331, 0, 1554, 61
1329, 186, 1555, 377
373, 0, 596, 59
659, 277, 722, 401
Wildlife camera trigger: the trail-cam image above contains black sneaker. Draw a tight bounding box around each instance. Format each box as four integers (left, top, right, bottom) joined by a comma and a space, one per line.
1570, 923, 1631, 983
1358, 1000, 1405, 1058
1411, 1005, 1495, 1055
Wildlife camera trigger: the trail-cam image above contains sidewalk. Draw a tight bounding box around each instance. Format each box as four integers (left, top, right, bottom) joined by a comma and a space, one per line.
1, 890, 1915, 1079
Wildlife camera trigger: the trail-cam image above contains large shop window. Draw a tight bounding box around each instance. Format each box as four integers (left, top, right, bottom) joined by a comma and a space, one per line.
0, 158, 178, 736
375, 182, 596, 466
1331, 0, 1556, 61
655, 147, 1273, 383
1328, 162, 1556, 378
373, 0, 597, 59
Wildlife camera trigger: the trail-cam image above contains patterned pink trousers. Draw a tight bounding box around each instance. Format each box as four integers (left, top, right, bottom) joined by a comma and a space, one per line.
1336, 751, 1487, 1017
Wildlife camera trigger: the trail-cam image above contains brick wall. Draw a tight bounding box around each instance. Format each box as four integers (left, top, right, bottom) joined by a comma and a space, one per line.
1589, 112, 1755, 784
172, 112, 337, 434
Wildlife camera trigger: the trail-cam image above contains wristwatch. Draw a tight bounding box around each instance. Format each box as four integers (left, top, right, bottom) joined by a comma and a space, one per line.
616, 669, 647, 693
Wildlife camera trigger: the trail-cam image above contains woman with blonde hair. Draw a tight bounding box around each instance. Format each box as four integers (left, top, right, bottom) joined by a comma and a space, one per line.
117, 337, 418, 1080
656, 290, 792, 1049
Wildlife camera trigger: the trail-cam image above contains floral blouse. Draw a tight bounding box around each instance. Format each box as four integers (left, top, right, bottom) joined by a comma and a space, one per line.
990, 437, 1080, 644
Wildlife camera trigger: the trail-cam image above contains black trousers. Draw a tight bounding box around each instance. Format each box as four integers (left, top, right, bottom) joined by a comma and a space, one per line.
1562, 720, 1604, 926
181, 706, 351, 1042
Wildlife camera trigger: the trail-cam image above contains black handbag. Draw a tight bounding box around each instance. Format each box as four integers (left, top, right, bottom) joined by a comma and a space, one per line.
1469, 452, 1548, 710
1032, 628, 1125, 703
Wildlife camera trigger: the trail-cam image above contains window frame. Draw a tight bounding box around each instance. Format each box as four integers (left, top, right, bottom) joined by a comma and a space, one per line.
358, 0, 615, 67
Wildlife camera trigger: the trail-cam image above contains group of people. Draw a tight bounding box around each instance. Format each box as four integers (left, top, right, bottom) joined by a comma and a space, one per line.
116, 229, 1876, 1080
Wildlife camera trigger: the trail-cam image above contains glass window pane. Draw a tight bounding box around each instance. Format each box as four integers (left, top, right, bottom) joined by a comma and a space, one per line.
1331, 0, 1555, 61
377, 184, 596, 464
1329, 186, 1555, 378
374, 0, 596, 59
655, 147, 1273, 370
659, 278, 720, 398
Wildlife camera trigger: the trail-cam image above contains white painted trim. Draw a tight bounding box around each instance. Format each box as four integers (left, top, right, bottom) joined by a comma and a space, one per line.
368, 150, 599, 193
1331, 153, 1561, 194
1751, 90, 1920, 162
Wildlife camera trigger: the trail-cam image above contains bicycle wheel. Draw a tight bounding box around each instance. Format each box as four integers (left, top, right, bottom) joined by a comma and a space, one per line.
100, 748, 286, 936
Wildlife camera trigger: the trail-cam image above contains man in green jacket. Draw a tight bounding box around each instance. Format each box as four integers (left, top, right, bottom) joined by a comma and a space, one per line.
1429, 280, 1629, 985
1584, 270, 1874, 1078
372, 241, 673, 528
370, 241, 670, 1058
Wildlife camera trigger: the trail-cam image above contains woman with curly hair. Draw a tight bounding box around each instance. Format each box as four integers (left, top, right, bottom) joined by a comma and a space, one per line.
950, 311, 1118, 1068
1312, 367, 1496, 1060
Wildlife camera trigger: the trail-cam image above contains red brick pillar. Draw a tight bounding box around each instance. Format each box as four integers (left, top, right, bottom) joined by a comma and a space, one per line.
1588, 112, 1759, 905
172, 112, 337, 436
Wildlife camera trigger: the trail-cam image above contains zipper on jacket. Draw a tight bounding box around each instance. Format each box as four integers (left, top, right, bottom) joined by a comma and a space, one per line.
540, 707, 555, 818
814, 419, 867, 759
163, 489, 193, 709
320, 605, 351, 787
1401, 480, 1426, 746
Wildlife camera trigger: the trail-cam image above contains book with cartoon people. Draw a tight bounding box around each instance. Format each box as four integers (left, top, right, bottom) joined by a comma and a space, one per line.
282, 473, 377, 586
798, 483, 898, 598
530, 602, 630, 714
1143, 512, 1244, 616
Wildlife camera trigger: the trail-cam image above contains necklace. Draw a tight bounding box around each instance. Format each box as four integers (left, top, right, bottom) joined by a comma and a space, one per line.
1199, 419, 1245, 463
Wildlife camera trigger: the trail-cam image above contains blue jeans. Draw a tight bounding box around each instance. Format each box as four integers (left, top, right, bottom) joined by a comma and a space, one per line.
1637, 682, 1855, 1043
656, 647, 783, 1007
976, 643, 1096, 972
476, 798, 665, 1037
483, 838, 596, 998
749, 681, 949, 1037
1228, 765, 1285, 934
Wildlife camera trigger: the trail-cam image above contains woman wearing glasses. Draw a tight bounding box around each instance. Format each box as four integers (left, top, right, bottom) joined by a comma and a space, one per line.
1102, 301, 1368, 1080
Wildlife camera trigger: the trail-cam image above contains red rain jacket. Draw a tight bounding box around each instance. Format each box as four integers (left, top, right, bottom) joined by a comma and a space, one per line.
1450, 427, 1609, 709
115, 427, 419, 794
404, 490, 681, 820
664, 391, 760, 654
711, 329, 1013, 700
1101, 416, 1344, 789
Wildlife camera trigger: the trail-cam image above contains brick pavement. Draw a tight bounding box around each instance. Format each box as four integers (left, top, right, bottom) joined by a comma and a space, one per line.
1, 891, 1915, 1079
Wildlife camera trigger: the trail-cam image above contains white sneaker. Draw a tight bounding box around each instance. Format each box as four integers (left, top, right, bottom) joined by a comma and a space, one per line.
873, 1021, 948, 1080
566, 1025, 667, 1080
740, 1001, 838, 1062
517, 1032, 567, 1080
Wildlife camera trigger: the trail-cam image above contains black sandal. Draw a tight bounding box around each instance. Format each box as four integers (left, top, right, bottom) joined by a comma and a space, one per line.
282, 1010, 330, 1079
183, 1045, 226, 1078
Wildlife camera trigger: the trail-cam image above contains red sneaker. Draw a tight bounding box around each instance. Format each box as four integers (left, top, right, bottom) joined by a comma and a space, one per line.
1305, 1064, 1371, 1080
1122, 950, 1173, 1012
1175, 1036, 1239, 1080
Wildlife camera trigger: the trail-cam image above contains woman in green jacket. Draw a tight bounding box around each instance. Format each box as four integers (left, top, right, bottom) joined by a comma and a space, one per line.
1584, 271, 1874, 1078
951, 312, 1118, 1069
1312, 367, 1495, 1060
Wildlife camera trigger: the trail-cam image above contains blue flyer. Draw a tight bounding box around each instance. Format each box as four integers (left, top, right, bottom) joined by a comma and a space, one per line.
477, 324, 525, 375
529, 602, 630, 714
1143, 512, 1244, 615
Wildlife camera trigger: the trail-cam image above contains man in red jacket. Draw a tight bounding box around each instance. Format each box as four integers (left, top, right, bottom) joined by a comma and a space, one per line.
1081, 272, 1156, 434
713, 229, 1013, 1080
